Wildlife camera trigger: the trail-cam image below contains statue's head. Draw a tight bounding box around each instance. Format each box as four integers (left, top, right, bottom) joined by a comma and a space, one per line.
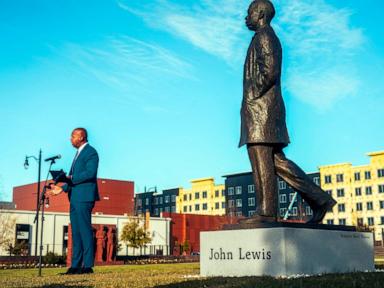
246, 0, 275, 31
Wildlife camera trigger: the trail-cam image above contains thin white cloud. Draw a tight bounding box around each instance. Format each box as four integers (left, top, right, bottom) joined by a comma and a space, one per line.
118, 0, 364, 110
274, 0, 364, 110
51, 36, 195, 106
118, 0, 248, 64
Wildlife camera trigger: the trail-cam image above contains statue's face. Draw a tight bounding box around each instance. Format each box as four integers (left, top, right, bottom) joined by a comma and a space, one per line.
245, 3, 261, 31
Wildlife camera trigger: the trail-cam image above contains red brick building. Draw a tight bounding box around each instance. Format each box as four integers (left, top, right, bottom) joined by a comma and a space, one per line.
13, 178, 135, 215
163, 212, 241, 255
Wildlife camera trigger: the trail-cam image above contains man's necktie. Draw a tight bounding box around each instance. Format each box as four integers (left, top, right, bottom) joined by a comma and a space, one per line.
69, 151, 79, 176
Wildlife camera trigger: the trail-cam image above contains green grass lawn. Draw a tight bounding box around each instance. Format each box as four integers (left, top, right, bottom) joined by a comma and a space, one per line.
1, 263, 383, 288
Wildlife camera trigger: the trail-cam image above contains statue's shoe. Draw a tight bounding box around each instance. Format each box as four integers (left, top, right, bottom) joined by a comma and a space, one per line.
307, 198, 337, 224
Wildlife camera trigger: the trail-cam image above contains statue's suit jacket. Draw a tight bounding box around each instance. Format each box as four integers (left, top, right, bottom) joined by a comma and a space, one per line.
64, 144, 100, 203
239, 25, 290, 148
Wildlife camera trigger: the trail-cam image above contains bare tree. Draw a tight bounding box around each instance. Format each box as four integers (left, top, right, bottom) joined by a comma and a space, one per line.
0, 176, 16, 251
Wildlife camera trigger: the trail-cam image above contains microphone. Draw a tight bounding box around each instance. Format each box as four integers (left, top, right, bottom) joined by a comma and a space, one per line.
44, 155, 61, 162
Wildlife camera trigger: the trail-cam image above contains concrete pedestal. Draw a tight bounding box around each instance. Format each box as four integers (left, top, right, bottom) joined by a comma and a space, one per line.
200, 227, 374, 277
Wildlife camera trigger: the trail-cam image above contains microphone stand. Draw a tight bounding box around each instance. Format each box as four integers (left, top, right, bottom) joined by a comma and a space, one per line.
36, 158, 56, 277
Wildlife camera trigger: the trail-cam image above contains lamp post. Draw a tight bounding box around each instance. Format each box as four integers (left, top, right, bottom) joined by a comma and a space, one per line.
24, 149, 42, 257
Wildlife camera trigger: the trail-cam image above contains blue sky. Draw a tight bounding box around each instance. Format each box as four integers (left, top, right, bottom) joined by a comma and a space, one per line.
0, 0, 383, 200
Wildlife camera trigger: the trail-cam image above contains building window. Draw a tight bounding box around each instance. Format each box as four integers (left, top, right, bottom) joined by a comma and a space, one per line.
235, 186, 242, 195
202, 203, 208, 210
215, 190, 219, 197
236, 212, 242, 217
159, 207, 163, 213
137, 199, 142, 206
279, 194, 287, 204
336, 174, 344, 183
356, 203, 363, 211
380, 201, 384, 209
221, 189, 225, 196
154, 208, 159, 215
171, 206, 176, 213
379, 184, 384, 193
365, 186, 372, 195
145, 198, 149, 205
292, 207, 298, 216
154, 198, 158, 205
365, 171, 371, 180
228, 187, 234, 195
159, 198, 163, 205
236, 199, 242, 207
171, 195, 176, 202
355, 187, 362, 196
165, 196, 170, 203
325, 190, 332, 196
357, 218, 364, 226
228, 200, 234, 208
202, 191, 207, 198
378, 168, 384, 178
338, 204, 345, 212
222, 202, 225, 209
249, 210, 256, 217
183, 206, 187, 212
289, 193, 296, 202
381, 217, 384, 225
189, 205, 192, 212
324, 175, 332, 184
215, 202, 220, 209
327, 219, 334, 225
248, 184, 255, 193
248, 197, 255, 206
280, 208, 287, 217
313, 177, 320, 186
165, 207, 170, 212
368, 217, 374, 226
195, 192, 200, 199
183, 195, 187, 201
278, 181, 287, 190
339, 219, 346, 225
354, 172, 361, 181
336, 189, 345, 197
195, 204, 200, 211
305, 206, 312, 215
367, 202, 373, 210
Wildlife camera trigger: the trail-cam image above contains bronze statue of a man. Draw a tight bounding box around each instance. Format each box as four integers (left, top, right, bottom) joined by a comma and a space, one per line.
240, 0, 336, 223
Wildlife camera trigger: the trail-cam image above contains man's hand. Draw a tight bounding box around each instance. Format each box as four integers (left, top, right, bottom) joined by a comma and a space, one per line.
47, 184, 63, 196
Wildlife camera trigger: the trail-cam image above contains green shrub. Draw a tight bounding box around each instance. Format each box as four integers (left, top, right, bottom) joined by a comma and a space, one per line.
43, 252, 66, 265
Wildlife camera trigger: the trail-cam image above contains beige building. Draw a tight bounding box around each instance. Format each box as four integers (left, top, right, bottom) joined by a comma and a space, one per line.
0, 209, 171, 256
176, 177, 226, 215
320, 151, 384, 240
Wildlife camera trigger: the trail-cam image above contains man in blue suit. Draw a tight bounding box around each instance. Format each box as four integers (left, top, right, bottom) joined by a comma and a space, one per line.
49, 128, 99, 274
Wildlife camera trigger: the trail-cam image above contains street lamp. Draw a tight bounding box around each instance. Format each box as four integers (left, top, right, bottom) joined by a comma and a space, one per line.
24, 149, 42, 258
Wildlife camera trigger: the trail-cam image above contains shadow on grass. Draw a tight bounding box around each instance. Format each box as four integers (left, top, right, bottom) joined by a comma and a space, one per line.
155, 273, 384, 288
39, 279, 92, 288
39, 283, 95, 288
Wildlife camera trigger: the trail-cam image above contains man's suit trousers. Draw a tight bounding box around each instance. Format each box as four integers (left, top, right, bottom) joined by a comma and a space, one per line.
70, 201, 95, 268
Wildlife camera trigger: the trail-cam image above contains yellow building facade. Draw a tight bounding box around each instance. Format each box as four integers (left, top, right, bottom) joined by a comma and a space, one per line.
320, 151, 384, 240
176, 177, 226, 215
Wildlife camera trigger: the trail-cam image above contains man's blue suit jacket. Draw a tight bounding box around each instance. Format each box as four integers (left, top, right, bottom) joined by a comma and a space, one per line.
64, 144, 100, 203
